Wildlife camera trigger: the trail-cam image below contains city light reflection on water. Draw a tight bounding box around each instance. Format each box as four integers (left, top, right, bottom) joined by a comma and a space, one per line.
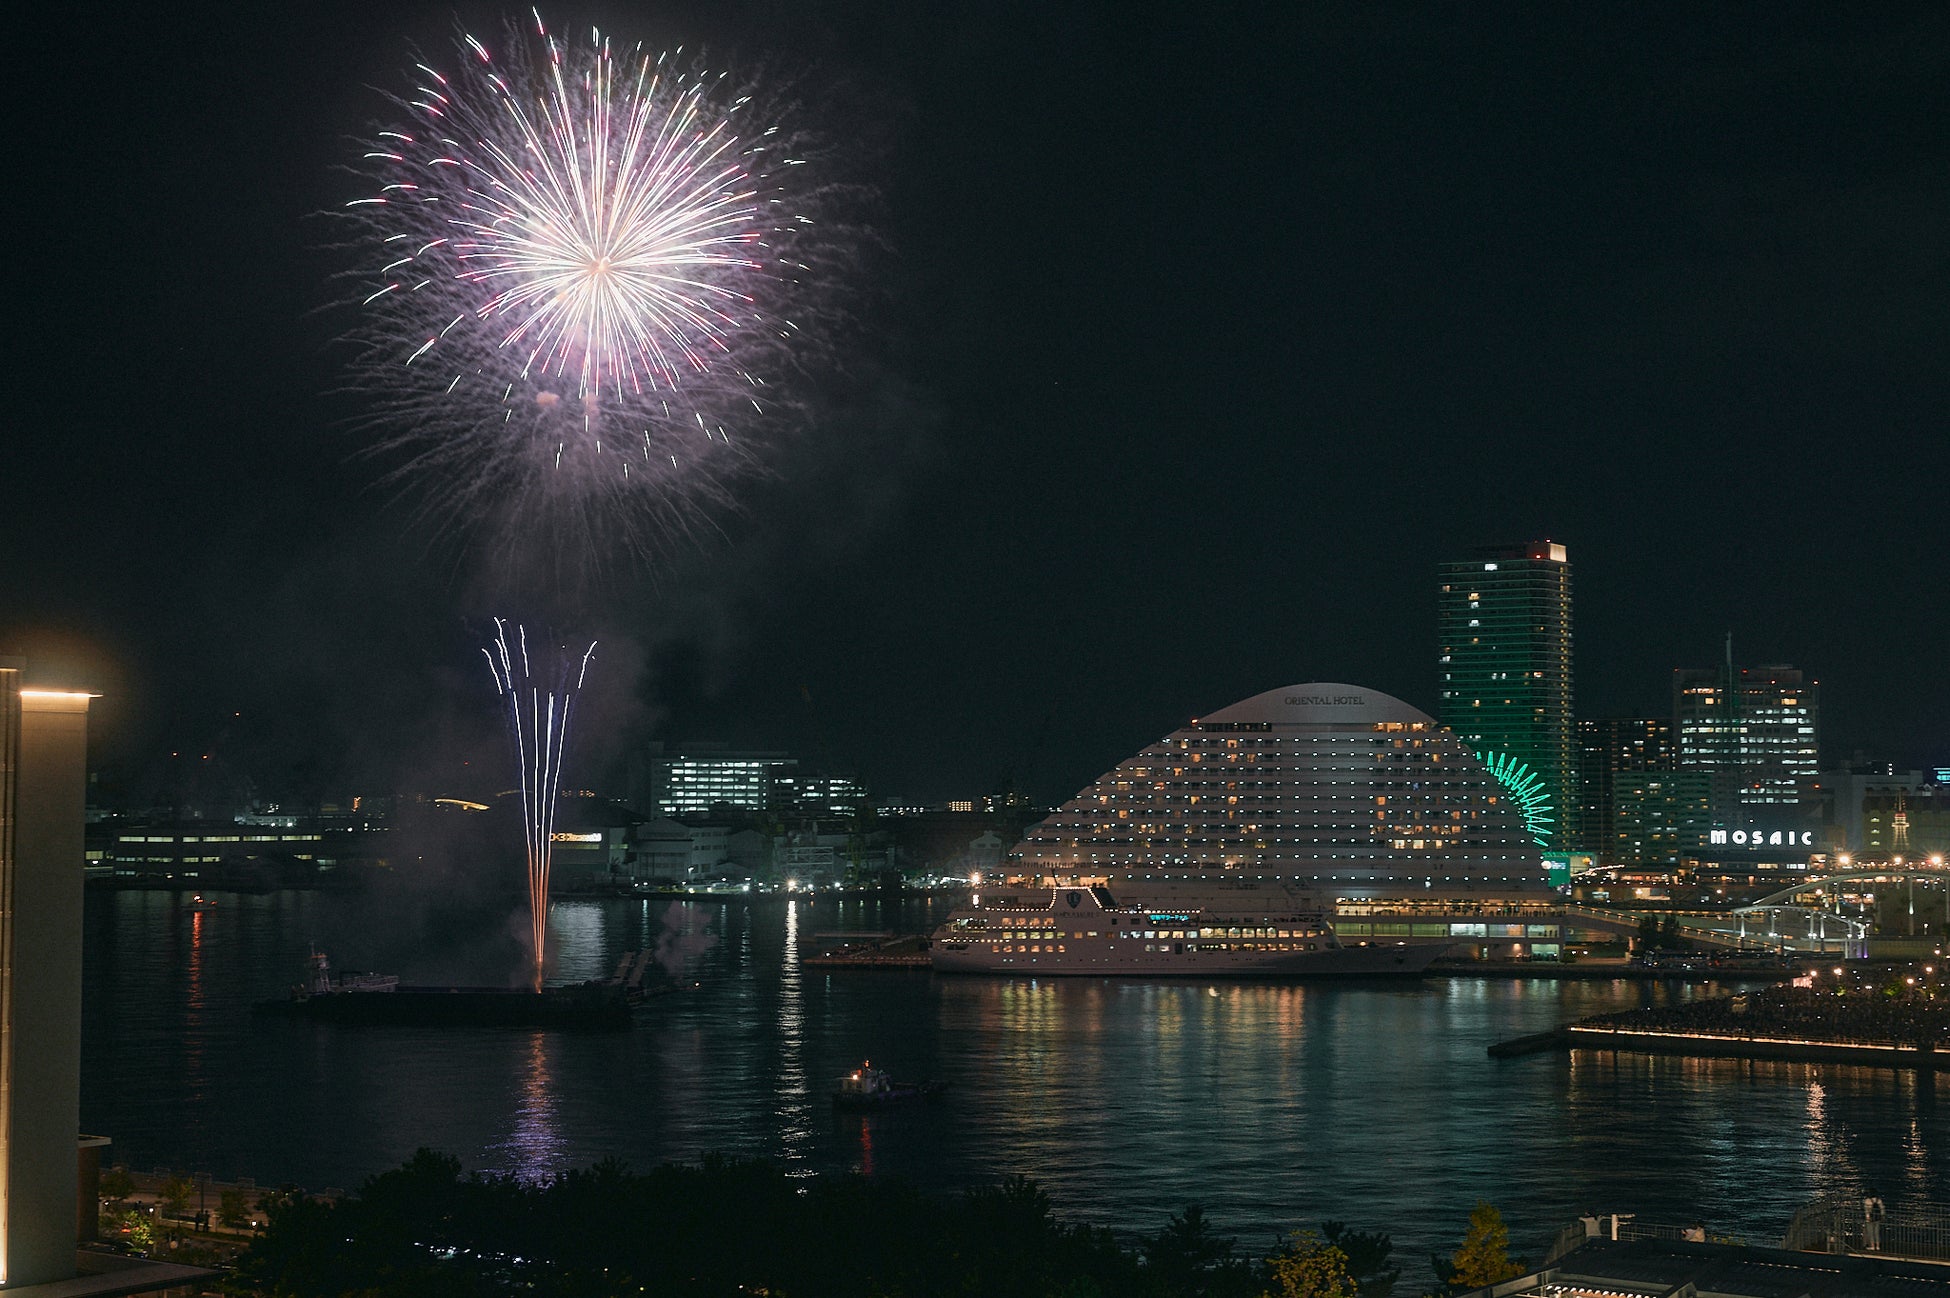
775, 900, 813, 1174
182, 904, 209, 1108
80, 891, 1950, 1266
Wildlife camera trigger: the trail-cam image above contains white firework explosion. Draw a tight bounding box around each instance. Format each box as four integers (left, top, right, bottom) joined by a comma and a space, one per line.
341, 14, 849, 570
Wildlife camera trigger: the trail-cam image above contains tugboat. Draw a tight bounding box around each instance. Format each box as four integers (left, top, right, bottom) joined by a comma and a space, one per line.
186, 894, 219, 912
831, 1061, 947, 1110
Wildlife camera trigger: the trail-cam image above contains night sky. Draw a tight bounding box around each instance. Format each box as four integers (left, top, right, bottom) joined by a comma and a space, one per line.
9, 2, 1949, 807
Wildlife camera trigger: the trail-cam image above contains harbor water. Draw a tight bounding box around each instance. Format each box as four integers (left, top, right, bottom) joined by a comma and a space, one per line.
82, 887, 1950, 1267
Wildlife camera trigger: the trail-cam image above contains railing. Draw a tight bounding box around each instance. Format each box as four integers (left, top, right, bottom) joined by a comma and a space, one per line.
1330, 899, 1871, 956
1561, 904, 1869, 956
1559, 904, 1760, 948
1543, 1215, 1744, 1266
1783, 1194, 1950, 1260
1336, 901, 1564, 918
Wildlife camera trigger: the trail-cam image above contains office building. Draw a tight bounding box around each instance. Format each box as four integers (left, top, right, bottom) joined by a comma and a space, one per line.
1574, 718, 1674, 863
0, 663, 92, 1287
1863, 786, 1950, 857
1814, 767, 1938, 854
1611, 770, 1711, 870
771, 772, 866, 816
645, 744, 795, 817
1673, 658, 1819, 823
1438, 541, 1574, 848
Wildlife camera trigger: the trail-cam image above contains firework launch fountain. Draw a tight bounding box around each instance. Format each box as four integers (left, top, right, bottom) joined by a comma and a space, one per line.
484, 620, 596, 988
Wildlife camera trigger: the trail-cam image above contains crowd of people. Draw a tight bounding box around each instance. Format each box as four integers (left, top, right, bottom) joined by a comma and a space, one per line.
1581, 974, 1950, 1048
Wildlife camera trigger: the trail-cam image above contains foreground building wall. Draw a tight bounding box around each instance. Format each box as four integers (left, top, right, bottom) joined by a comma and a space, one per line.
0, 670, 91, 1288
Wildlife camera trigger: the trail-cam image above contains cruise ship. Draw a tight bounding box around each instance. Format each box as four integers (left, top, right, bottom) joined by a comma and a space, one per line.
929, 880, 1443, 977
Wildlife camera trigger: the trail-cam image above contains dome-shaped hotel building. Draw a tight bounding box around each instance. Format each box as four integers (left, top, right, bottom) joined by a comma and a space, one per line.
1007, 683, 1550, 901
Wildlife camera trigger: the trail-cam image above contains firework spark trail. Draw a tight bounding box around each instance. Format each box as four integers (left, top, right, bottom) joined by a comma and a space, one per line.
484, 619, 597, 987
345, 13, 849, 565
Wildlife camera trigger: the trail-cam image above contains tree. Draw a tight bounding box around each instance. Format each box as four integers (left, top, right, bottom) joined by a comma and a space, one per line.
1320, 1220, 1399, 1297
1636, 915, 1661, 950
1659, 915, 1685, 950
98, 1166, 135, 1205
158, 1176, 194, 1220
1265, 1230, 1355, 1298
963, 1174, 1057, 1238
113, 1208, 155, 1255
218, 1186, 252, 1230
1147, 1205, 1233, 1270
1444, 1201, 1524, 1289
1142, 1205, 1257, 1297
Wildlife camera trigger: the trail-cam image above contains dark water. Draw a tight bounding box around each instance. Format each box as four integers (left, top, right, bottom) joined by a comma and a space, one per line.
82, 888, 1950, 1267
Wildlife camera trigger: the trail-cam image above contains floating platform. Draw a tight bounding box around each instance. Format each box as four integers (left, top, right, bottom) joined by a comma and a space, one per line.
257, 981, 639, 1030
1487, 1028, 1570, 1058
255, 950, 668, 1030
802, 933, 932, 970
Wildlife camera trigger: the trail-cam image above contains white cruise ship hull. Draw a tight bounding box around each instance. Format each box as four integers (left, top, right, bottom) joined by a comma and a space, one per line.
929, 882, 1444, 978
931, 939, 1439, 977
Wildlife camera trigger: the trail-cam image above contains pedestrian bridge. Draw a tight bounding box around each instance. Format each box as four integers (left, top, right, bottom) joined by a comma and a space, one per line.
1747, 868, 1950, 914
1555, 903, 1864, 956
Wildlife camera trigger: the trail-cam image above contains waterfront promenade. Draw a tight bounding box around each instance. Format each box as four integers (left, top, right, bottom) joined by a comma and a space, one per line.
1496, 971, 1950, 1069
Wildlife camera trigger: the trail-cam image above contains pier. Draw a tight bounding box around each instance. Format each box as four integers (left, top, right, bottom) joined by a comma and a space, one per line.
1489, 970, 1950, 1068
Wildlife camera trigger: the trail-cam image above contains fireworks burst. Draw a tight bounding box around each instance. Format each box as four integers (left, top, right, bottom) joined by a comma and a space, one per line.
484, 619, 596, 987
344, 14, 848, 565
1477, 750, 1554, 848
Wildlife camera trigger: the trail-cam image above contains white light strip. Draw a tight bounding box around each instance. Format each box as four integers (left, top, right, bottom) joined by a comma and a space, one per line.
1570, 1027, 1906, 1052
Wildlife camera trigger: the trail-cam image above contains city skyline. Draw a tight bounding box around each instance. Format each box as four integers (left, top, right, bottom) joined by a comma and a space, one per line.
5, 2, 1948, 809
12, 7, 1950, 1288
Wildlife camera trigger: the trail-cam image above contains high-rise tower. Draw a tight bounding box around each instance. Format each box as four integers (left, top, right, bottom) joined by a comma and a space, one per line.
1574, 717, 1674, 862
1673, 649, 1819, 823
1438, 542, 1574, 849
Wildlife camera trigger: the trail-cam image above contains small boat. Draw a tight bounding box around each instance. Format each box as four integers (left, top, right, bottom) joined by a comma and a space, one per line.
831, 1061, 946, 1110
186, 894, 218, 912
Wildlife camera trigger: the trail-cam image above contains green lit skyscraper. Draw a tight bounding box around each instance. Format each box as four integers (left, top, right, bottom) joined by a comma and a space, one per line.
1437, 541, 1574, 849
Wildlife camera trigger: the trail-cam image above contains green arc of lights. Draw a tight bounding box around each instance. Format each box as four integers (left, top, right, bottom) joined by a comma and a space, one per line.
1477, 750, 1554, 847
